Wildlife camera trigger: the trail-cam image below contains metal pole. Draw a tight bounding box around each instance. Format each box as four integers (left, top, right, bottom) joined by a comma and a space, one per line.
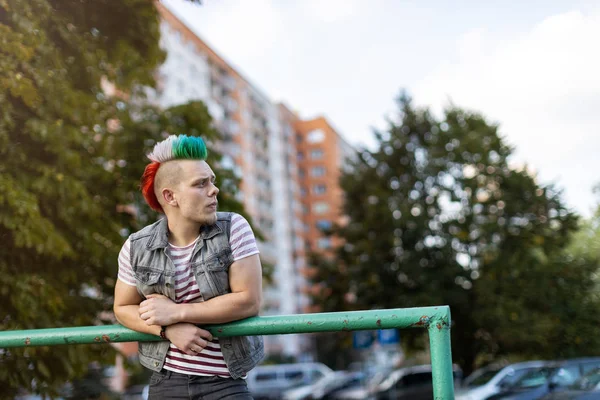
0, 306, 447, 347
0, 306, 455, 398
428, 306, 455, 400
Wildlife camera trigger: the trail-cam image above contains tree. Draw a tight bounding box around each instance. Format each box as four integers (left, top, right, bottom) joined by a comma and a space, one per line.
309, 93, 600, 375
567, 184, 600, 261
0, 0, 247, 397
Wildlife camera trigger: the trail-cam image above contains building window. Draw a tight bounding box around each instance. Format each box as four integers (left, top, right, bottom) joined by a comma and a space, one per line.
298, 168, 305, 178
317, 238, 332, 249
297, 151, 304, 161
300, 187, 307, 197
307, 129, 325, 144
310, 149, 324, 159
225, 97, 238, 112
228, 143, 241, 157
316, 220, 332, 231
311, 166, 326, 177
221, 155, 235, 170
313, 184, 326, 195
312, 202, 329, 214
225, 120, 240, 135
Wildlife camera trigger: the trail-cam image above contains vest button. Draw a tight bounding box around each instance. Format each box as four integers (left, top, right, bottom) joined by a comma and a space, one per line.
166, 283, 171, 288
154, 361, 159, 367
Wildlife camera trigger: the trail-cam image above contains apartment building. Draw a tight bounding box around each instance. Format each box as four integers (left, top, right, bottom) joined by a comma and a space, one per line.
154, 2, 305, 357
149, 3, 355, 358
294, 118, 356, 311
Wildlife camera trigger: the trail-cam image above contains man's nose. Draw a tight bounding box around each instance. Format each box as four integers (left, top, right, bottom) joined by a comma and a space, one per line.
209, 183, 219, 197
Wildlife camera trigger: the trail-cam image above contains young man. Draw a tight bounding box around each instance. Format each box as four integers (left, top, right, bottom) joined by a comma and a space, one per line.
114, 135, 264, 399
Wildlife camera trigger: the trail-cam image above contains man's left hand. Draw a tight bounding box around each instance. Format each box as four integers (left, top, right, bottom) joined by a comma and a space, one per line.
139, 294, 179, 326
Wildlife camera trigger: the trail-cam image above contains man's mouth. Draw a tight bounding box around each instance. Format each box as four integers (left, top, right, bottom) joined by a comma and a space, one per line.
207, 202, 218, 210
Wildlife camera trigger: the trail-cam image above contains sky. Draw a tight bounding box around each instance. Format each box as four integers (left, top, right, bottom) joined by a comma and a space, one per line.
163, 0, 600, 216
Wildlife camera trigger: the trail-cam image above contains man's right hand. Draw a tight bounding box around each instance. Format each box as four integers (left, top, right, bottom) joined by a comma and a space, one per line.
164, 322, 214, 356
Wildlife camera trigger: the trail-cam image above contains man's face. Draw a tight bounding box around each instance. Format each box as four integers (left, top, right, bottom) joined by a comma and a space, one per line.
172, 159, 219, 225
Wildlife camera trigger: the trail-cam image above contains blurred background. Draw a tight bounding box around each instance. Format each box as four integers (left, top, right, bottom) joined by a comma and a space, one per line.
1, 0, 599, 399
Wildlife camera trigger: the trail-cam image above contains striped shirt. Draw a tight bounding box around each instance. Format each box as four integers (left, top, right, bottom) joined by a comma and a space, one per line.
117, 213, 259, 377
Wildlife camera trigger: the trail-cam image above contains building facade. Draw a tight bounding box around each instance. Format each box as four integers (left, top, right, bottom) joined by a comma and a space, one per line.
294, 118, 356, 311
151, 3, 355, 359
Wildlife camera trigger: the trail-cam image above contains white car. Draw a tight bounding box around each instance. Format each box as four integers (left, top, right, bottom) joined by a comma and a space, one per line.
283, 371, 347, 400
455, 360, 546, 400
247, 362, 333, 400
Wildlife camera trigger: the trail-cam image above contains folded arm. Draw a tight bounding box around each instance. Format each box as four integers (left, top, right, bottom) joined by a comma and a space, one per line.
114, 279, 162, 336
139, 254, 263, 326
113, 279, 213, 355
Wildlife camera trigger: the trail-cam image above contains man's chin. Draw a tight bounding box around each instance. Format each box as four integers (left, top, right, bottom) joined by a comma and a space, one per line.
204, 213, 218, 225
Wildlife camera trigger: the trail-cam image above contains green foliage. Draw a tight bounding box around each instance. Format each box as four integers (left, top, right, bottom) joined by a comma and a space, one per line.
0, 0, 251, 397
567, 185, 600, 261
309, 92, 600, 375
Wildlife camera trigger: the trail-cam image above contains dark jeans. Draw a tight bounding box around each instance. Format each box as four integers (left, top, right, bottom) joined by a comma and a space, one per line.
148, 369, 253, 400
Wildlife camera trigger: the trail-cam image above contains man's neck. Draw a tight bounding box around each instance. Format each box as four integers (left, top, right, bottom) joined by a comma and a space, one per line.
166, 216, 202, 247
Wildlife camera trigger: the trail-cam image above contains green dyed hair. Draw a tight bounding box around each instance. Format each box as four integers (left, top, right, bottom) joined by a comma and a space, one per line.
147, 134, 208, 163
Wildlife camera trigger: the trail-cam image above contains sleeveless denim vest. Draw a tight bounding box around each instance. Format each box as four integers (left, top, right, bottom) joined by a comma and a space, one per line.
128, 212, 264, 379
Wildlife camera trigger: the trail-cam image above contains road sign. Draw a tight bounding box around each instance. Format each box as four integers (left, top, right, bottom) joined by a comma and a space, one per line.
353, 330, 375, 349
377, 329, 400, 345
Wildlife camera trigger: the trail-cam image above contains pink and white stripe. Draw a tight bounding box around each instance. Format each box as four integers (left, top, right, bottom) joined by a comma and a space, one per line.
230, 214, 259, 261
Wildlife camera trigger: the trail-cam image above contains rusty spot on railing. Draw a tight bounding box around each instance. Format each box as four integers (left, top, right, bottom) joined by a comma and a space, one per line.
412, 315, 430, 327
376, 319, 382, 327
94, 337, 101, 342
24, 338, 30, 346
102, 335, 111, 343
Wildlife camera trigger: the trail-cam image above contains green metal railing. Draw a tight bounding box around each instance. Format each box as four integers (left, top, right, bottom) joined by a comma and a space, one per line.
0, 306, 455, 399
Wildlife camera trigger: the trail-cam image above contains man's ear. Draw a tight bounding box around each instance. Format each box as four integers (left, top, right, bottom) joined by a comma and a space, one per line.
162, 188, 177, 207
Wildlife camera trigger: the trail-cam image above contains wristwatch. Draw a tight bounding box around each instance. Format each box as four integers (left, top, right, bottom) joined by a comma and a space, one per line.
159, 326, 168, 340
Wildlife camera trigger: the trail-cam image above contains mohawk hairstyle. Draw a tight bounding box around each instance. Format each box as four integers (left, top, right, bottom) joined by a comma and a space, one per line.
140, 135, 208, 213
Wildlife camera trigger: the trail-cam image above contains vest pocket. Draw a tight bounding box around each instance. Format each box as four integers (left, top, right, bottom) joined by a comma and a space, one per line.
191, 254, 232, 299
135, 266, 164, 296
136, 270, 161, 284
205, 256, 231, 293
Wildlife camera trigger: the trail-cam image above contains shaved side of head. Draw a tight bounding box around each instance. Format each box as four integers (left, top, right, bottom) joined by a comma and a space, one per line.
154, 160, 184, 208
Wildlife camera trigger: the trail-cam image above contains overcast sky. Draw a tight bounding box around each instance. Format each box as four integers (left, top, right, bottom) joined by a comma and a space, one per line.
163, 0, 599, 216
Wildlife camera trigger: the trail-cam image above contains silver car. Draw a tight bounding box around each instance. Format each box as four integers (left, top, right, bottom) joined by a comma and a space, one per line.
456, 361, 547, 400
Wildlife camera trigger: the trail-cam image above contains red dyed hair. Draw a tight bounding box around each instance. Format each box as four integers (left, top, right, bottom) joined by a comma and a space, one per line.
141, 162, 163, 213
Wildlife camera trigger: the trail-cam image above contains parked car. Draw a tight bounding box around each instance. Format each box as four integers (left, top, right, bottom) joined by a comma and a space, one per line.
283, 371, 367, 400
283, 371, 347, 400
540, 367, 600, 400
324, 368, 391, 400
487, 358, 600, 400
455, 360, 546, 400
247, 362, 333, 400
370, 364, 463, 400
